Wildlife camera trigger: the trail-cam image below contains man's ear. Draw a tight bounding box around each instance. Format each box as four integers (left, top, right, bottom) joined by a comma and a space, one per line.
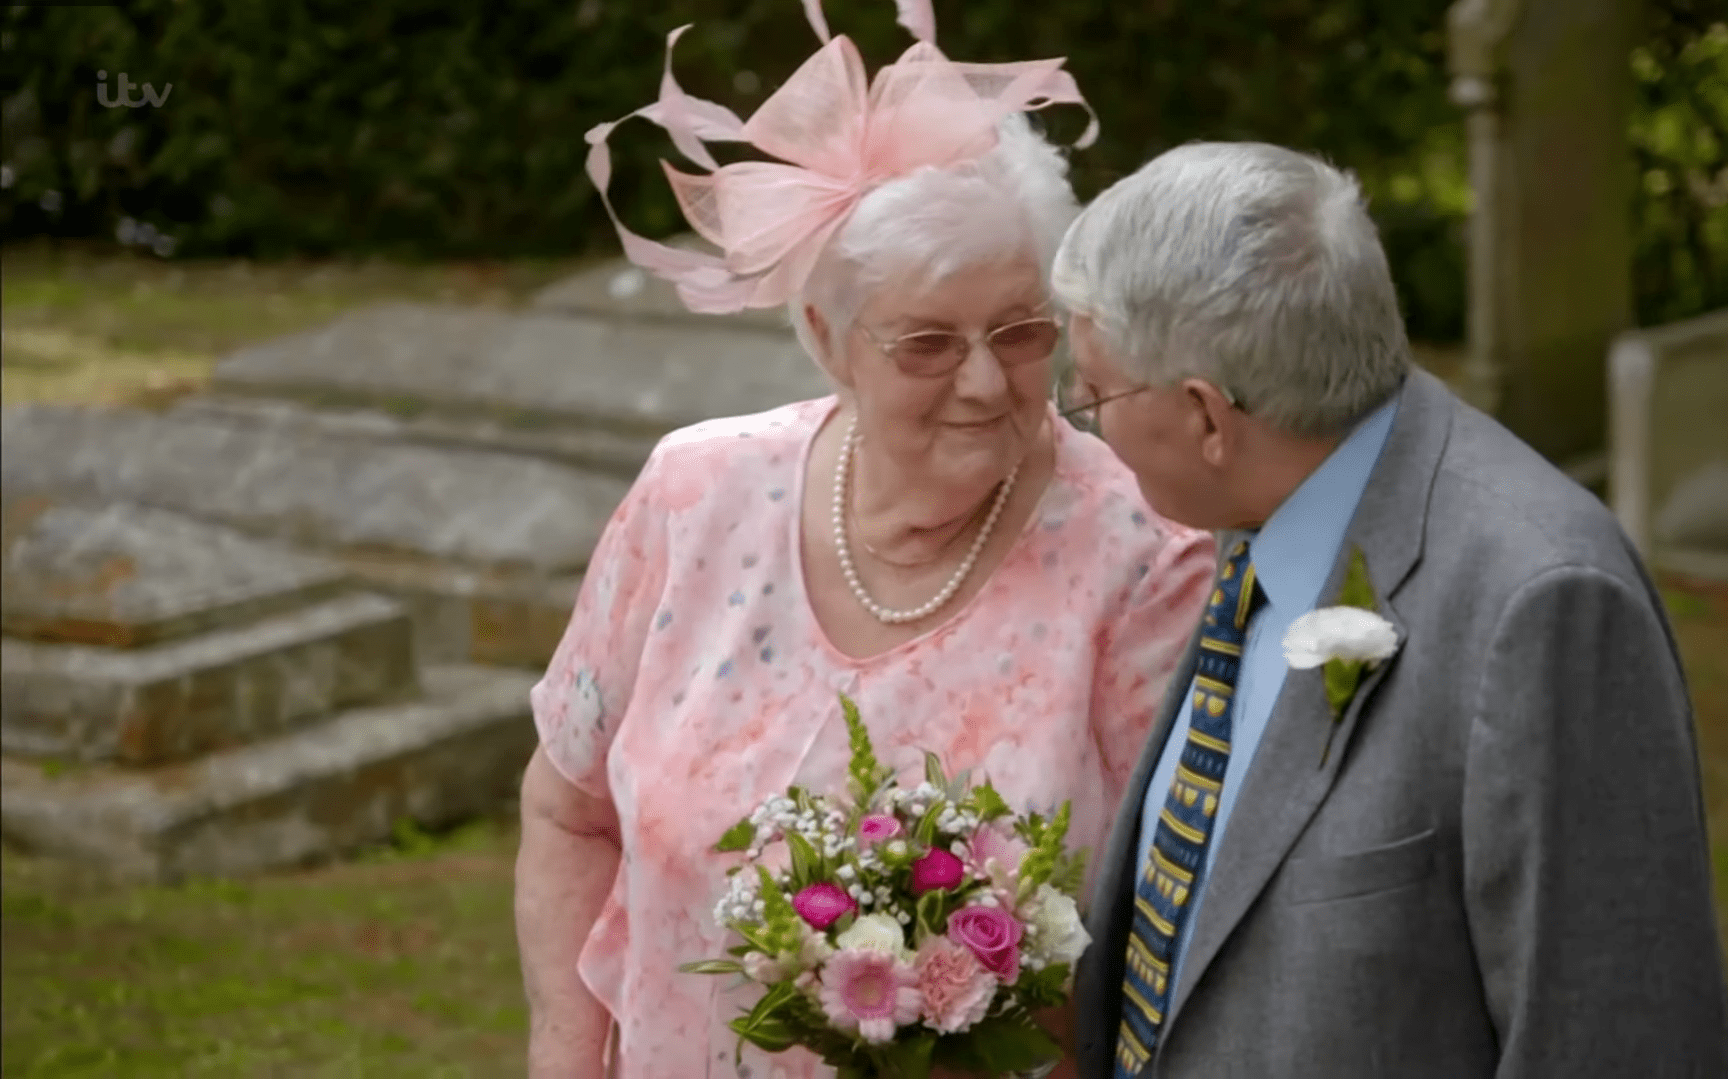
1184, 379, 1239, 469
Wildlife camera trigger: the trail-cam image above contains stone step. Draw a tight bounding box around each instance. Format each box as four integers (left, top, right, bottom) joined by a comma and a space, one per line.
3, 590, 416, 766
3, 405, 620, 668
173, 393, 660, 478
331, 549, 578, 672
206, 301, 828, 471
0, 664, 537, 883
1, 404, 628, 577
2, 496, 350, 648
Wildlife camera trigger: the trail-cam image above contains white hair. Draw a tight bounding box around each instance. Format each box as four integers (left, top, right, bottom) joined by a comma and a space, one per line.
1052, 141, 1411, 437
790, 114, 1079, 368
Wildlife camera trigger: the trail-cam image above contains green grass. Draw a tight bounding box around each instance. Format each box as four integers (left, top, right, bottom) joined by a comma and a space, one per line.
1663, 575, 1728, 950
1, 818, 527, 1078
0, 248, 1722, 1074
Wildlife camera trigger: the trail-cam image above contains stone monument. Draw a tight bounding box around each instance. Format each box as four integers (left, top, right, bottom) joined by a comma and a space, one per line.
1447, 0, 1639, 483
2, 253, 830, 877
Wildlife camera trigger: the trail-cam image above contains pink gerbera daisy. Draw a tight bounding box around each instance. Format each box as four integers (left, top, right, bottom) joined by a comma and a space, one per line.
818, 948, 923, 1044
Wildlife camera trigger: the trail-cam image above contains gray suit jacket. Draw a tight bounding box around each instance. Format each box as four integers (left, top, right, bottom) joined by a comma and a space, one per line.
1075, 368, 1728, 1078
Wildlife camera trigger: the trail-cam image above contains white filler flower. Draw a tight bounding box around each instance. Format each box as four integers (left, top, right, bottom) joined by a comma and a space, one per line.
1282, 606, 1399, 670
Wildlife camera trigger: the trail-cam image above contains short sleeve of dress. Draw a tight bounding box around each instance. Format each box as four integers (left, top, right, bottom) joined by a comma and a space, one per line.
1090, 522, 1215, 791
530, 446, 670, 800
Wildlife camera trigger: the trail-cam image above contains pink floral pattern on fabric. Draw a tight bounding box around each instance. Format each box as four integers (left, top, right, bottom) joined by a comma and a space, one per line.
530, 397, 1213, 1078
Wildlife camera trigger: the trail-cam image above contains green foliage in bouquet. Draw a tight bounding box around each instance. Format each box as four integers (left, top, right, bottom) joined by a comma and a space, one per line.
844, 694, 895, 809
1014, 803, 1088, 903
682, 694, 1088, 1077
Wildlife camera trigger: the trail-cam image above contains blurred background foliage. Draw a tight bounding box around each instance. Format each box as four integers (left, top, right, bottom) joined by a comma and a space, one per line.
1, 0, 1723, 342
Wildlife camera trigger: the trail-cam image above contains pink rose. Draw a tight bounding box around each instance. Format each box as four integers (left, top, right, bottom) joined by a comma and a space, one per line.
946, 906, 1023, 982
858, 814, 903, 846
914, 935, 997, 1033
910, 847, 965, 895
792, 882, 856, 930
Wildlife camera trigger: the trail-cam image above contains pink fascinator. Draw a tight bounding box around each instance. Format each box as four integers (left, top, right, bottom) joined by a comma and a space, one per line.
583, 0, 1098, 315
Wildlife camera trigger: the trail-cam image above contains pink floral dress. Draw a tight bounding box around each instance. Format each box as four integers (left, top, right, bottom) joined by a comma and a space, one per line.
531, 397, 1214, 1079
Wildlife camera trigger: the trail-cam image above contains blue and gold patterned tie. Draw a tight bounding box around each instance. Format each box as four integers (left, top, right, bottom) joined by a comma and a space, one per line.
1115, 540, 1263, 1078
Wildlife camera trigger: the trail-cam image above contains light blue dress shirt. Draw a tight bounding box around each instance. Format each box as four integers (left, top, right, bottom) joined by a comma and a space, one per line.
1133, 393, 1399, 1003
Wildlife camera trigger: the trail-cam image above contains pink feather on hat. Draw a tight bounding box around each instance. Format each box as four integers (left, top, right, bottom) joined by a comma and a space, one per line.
584, 0, 1097, 315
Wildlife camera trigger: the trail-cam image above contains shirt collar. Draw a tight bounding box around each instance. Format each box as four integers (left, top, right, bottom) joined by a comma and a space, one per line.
1246, 393, 1400, 613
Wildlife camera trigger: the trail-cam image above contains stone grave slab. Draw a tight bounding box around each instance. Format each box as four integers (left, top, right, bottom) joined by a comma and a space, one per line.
3, 590, 416, 765
206, 302, 830, 469
1, 664, 536, 882
2, 406, 609, 668
530, 251, 792, 333
1, 404, 629, 577
1609, 308, 1728, 581
173, 393, 662, 478
332, 550, 580, 670
2, 496, 349, 647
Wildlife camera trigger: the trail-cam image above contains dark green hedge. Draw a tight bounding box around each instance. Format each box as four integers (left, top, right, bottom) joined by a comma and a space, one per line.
2, 1, 1723, 337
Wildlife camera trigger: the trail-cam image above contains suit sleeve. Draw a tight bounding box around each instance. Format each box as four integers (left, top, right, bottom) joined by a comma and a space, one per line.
1462, 564, 1728, 1078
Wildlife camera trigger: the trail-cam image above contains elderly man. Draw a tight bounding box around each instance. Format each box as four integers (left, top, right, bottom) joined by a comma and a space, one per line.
1055, 142, 1728, 1078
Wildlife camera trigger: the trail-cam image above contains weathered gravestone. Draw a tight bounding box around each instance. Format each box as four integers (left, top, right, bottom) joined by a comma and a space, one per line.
1, 254, 831, 878
0, 495, 535, 881
193, 300, 827, 477
1, 402, 627, 668
1609, 308, 1728, 582
1, 497, 410, 763
175, 296, 821, 664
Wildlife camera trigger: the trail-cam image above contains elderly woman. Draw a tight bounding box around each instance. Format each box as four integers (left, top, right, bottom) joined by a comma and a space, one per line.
515, 7, 1214, 1078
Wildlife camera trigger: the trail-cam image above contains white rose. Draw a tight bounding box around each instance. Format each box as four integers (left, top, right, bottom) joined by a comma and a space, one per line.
1025, 884, 1090, 967
834, 913, 910, 960
1281, 606, 1399, 670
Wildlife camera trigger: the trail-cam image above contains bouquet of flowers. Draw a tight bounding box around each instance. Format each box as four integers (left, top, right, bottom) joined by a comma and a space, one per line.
681, 696, 1092, 1078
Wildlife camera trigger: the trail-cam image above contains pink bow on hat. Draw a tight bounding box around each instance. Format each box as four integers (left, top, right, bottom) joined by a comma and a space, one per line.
584, 0, 1098, 315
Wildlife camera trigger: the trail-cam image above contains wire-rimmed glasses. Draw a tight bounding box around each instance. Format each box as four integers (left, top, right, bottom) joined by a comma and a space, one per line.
1056, 365, 1245, 436
856, 312, 1063, 378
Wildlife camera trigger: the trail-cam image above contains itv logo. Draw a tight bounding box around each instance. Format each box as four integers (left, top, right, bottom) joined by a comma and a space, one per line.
96, 70, 171, 109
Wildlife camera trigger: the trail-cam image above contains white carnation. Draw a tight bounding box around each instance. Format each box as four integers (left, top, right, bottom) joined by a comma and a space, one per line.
834, 913, 909, 960
1281, 606, 1399, 670
1025, 884, 1091, 967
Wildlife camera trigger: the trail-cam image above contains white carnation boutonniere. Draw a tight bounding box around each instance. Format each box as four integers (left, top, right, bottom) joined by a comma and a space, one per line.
1281, 545, 1401, 766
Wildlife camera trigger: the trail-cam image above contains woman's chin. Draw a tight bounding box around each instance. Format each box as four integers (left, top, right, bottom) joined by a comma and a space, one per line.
933, 424, 1025, 481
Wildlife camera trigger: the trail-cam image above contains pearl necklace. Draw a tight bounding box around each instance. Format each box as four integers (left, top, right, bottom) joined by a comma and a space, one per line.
832, 418, 1018, 625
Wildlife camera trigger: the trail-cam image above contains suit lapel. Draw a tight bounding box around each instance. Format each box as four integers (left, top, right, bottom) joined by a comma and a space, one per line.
1162, 368, 1456, 1032
1166, 568, 1408, 1022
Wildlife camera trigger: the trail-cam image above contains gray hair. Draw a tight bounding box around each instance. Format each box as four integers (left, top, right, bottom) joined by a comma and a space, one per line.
790, 114, 1079, 368
1052, 142, 1411, 437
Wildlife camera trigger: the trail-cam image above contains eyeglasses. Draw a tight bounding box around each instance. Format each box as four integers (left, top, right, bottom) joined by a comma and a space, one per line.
1056, 366, 1245, 436
1056, 383, 1153, 436
856, 313, 1063, 378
